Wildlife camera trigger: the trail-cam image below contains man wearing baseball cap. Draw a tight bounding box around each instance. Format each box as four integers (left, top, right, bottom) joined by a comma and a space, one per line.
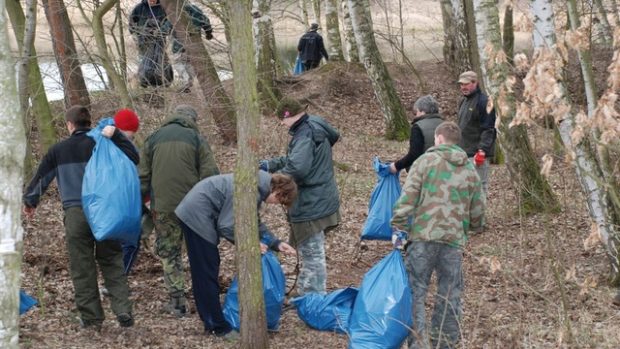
297, 23, 329, 71
456, 70, 496, 203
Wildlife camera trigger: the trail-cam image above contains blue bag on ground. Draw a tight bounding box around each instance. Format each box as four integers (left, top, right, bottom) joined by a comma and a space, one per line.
348, 250, 413, 349
223, 251, 286, 331
20, 290, 38, 315
82, 118, 141, 244
293, 56, 304, 75
361, 157, 401, 240
291, 287, 358, 333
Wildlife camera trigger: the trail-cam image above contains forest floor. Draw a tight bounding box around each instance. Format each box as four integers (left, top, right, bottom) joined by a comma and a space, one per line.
19, 57, 620, 348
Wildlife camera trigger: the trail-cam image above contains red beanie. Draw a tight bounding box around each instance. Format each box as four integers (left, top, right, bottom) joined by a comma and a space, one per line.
114, 109, 140, 132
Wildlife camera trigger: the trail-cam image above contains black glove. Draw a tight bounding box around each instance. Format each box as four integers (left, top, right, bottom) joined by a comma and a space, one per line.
205, 31, 214, 40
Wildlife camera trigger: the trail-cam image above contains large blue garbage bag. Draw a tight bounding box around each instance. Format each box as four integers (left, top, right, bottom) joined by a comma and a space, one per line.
348, 250, 413, 349
291, 287, 358, 333
20, 290, 37, 315
361, 157, 401, 240
82, 118, 141, 244
223, 251, 286, 331
293, 56, 304, 75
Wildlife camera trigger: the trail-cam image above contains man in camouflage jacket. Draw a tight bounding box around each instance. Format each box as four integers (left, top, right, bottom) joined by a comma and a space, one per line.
391, 121, 485, 349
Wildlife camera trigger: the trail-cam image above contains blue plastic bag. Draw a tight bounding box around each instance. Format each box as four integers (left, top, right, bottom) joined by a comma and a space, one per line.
20, 290, 37, 315
361, 157, 402, 240
348, 250, 413, 349
291, 287, 358, 333
223, 251, 286, 331
82, 118, 141, 244
293, 56, 304, 75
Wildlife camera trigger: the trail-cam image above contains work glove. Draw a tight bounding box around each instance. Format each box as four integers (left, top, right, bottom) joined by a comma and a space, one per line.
259, 160, 269, 172
474, 150, 486, 167
391, 229, 408, 250
205, 31, 214, 40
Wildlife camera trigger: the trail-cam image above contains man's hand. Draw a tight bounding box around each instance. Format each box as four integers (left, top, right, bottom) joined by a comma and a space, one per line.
102, 125, 116, 138
23, 205, 35, 219
389, 162, 398, 174
259, 160, 269, 172
260, 242, 268, 254
391, 229, 408, 250
474, 150, 486, 167
205, 31, 214, 40
277, 242, 296, 255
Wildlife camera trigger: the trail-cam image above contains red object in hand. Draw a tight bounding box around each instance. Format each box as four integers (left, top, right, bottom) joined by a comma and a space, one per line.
474, 150, 485, 167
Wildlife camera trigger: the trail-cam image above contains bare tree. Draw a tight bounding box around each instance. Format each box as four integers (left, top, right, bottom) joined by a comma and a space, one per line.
340, 0, 359, 62
439, 0, 472, 75
325, 0, 344, 60
347, 0, 409, 140
253, 0, 282, 109
41, 0, 91, 108
0, 2, 27, 347
229, 0, 268, 347
311, 0, 321, 24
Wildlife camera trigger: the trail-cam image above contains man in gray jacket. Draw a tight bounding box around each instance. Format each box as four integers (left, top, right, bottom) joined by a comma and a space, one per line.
261, 97, 341, 296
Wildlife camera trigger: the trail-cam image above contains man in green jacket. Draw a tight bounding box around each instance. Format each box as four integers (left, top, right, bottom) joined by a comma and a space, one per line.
139, 104, 219, 316
391, 121, 485, 349
261, 98, 341, 295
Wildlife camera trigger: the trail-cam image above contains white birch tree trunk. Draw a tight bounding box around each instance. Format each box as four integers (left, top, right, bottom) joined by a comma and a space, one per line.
440, 0, 471, 75
347, 0, 409, 140
325, 0, 343, 61
474, 0, 559, 212
340, 0, 359, 62
311, 0, 321, 24
0, 2, 27, 346
299, 0, 310, 27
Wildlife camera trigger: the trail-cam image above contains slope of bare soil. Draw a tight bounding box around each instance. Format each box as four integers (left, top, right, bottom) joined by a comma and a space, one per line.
19, 60, 620, 348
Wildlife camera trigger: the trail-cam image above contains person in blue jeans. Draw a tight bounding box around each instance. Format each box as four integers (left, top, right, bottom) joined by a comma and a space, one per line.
175, 171, 297, 339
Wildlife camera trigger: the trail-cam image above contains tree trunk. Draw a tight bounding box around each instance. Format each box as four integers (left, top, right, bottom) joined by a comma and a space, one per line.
253, 2, 281, 109
474, 0, 559, 213
502, 4, 514, 65
463, 0, 482, 87
229, 1, 268, 347
439, 0, 471, 75
0, 2, 27, 346
348, 0, 409, 140
161, 0, 238, 144
6, 0, 57, 154
300, 0, 310, 27
92, 0, 132, 108
340, 0, 359, 62
609, 0, 620, 26
325, 0, 344, 61
41, 0, 90, 108
593, 0, 613, 45
311, 0, 321, 24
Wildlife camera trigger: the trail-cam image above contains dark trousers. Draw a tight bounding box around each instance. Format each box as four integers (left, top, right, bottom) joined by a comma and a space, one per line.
121, 239, 140, 275
303, 60, 320, 70
180, 221, 231, 335
64, 207, 132, 323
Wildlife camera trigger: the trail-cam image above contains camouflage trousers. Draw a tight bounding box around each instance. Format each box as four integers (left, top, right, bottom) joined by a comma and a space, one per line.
405, 241, 463, 349
297, 230, 327, 295
153, 211, 185, 297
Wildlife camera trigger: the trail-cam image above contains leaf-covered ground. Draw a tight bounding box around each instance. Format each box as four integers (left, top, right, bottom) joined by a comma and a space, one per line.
20, 61, 620, 348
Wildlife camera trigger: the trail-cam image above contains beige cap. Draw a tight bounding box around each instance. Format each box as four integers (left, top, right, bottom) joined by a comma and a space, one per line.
458, 71, 477, 84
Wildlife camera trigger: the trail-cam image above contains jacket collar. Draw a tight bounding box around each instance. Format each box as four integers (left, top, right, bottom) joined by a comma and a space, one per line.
288, 113, 309, 134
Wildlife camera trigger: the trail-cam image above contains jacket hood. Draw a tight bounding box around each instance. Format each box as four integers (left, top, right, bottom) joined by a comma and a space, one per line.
162, 114, 198, 130
307, 115, 339, 145
427, 144, 469, 166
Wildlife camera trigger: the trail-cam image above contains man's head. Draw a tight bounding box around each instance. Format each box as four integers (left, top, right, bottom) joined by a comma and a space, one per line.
174, 104, 198, 122
275, 97, 307, 127
309, 23, 319, 32
458, 71, 478, 96
147, 0, 158, 7
114, 109, 140, 139
267, 173, 298, 207
412, 95, 439, 117
434, 121, 461, 146
65, 105, 91, 130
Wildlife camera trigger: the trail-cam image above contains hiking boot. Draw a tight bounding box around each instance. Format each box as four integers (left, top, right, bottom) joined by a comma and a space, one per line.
215, 330, 239, 342
161, 295, 188, 318
79, 319, 103, 332
117, 312, 134, 328
613, 292, 620, 306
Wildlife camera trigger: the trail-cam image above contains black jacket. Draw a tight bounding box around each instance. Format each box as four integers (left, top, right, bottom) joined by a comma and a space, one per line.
129, 0, 170, 38
24, 128, 139, 209
394, 113, 443, 172
297, 31, 328, 62
457, 87, 496, 157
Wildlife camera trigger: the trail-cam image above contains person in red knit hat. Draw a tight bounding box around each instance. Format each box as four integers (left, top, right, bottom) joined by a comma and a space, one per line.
114, 109, 140, 140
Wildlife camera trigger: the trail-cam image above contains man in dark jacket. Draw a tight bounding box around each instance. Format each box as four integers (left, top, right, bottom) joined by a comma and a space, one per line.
175, 171, 297, 338
139, 104, 219, 317
262, 98, 341, 296
390, 95, 444, 173
457, 71, 496, 198
23, 105, 138, 330
297, 23, 329, 71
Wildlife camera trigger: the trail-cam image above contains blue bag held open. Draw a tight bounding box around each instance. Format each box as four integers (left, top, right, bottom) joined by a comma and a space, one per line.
291, 287, 358, 333
348, 250, 413, 349
82, 118, 141, 244
20, 289, 38, 315
223, 251, 286, 331
361, 157, 402, 240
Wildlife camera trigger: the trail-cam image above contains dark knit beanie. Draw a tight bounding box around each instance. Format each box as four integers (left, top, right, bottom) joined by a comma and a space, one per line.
276, 98, 305, 119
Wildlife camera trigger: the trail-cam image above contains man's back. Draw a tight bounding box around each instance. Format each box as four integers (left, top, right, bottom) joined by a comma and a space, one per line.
298, 31, 327, 62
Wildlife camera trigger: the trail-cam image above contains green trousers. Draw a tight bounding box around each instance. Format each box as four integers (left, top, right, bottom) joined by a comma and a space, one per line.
64, 207, 132, 324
